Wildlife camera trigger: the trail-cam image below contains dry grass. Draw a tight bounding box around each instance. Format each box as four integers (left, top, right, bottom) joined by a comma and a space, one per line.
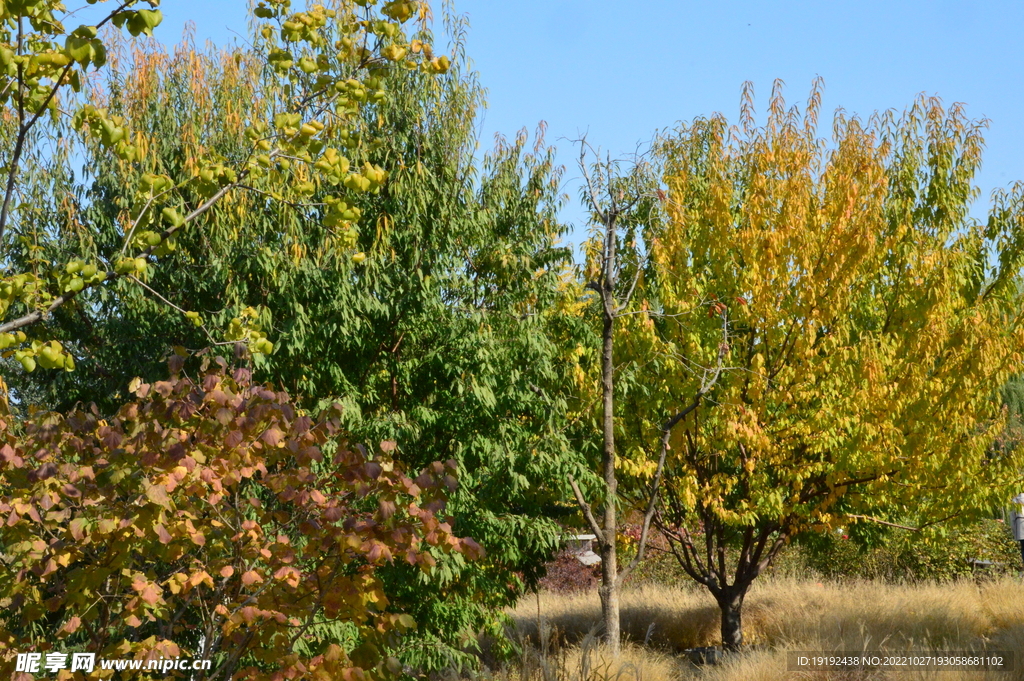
493, 577, 1024, 681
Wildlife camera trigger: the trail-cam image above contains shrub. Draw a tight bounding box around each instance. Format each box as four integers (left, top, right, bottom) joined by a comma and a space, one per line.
796, 519, 1019, 582
538, 550, 601, 594
0, 355, 482, 680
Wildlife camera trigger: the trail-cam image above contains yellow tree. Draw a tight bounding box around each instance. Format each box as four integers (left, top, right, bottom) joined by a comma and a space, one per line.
620, 80, 1024, 650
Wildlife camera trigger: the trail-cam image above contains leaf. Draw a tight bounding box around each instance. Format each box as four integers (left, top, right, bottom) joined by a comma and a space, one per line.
69, 518, 88, 541
139, 583, 161, 605
60, 616, 82, 635
261, 428, 284, 447
155, 524, 172, 544
144, 482, 170, 508
64, 37, 93, 65
241, 570, 262, 586
459, 537, 486, 560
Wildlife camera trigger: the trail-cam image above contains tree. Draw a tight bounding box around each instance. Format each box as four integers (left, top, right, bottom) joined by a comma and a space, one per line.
4, 6, 581, 670
1, 0, 447, 375
566, 148, 646, 657
620, 80, 1024, 649
566, 144, 728, 656
0, 354, 480, 680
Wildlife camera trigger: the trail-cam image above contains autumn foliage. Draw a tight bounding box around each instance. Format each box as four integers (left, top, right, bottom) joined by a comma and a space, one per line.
0, 354, 481, 680
610, 80, 1024, 648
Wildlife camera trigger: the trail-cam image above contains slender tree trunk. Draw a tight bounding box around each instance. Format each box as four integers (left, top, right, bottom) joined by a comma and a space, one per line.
717, 589, 745, 651
599, 545, 620, 655
573, 150, 660, 658
600, 228, 620, 655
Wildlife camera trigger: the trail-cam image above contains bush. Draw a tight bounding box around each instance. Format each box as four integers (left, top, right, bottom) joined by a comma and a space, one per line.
795, 519, 1020, 582
0, 355, 482, 680
538, 550, 600, 594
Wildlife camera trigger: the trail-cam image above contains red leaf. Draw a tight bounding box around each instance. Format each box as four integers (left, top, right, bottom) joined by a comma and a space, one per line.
262, 428, 283, 447
224, 430, 243, 448
140, 583, 161, 605
61, 616, 82, 635
155, 524, 172, 544
0, 444, 15, 462
364, 461, 382, 480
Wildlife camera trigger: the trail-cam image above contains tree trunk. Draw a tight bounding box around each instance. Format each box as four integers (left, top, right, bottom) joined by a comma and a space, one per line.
596, 204, 621, 655
717, 590, 745, 651
599, 527, 620, 655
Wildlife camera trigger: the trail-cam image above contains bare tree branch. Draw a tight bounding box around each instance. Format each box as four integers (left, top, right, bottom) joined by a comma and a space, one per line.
844, 512, 961, 532
568, 475, 605, 543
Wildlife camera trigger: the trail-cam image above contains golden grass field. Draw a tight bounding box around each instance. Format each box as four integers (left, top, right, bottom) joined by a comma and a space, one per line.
491, 577, 1024, 681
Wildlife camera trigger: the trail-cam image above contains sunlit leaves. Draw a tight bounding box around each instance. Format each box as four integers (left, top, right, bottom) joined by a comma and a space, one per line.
0, 0, 451, 369
111, 8, 164, 38
637, 80, 1024, 549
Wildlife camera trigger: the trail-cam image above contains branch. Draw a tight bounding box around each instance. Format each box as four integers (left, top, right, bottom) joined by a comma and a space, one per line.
568, 474, 605, 544
845, 514, 919, 531
620, 424, 667, 581
126, 275, 231, 347
844, 512, 961, 533
0, 179, 243, 335
658, 515, 715, 589
754, 533, 788, 575
0, 16, 27, 249
121, 183, 182, 255
615, 257, 646, 315
577, 139, 608, 225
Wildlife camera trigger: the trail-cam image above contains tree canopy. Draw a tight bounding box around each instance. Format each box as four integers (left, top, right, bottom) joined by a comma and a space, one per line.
1, 0, 584, 670
609, 80, 1024, 648
3, 0, 1024, 666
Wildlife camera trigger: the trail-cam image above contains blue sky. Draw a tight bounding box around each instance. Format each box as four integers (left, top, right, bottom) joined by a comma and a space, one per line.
151, 1, 1024, 249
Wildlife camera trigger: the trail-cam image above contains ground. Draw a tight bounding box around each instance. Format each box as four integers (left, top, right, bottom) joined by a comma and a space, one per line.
488, 577, 1024, 681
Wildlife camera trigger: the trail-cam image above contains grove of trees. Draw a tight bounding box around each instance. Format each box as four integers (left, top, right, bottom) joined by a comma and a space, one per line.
2, 0, 1024, 675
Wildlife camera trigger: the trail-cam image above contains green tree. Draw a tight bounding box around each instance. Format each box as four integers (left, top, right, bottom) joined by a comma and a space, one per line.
617, 81, 1024, 649
1, 0, 444, 374
6, 7, 581, 670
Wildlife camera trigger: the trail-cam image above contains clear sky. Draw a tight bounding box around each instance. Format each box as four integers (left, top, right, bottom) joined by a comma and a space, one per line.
148, 1, 1024, 250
